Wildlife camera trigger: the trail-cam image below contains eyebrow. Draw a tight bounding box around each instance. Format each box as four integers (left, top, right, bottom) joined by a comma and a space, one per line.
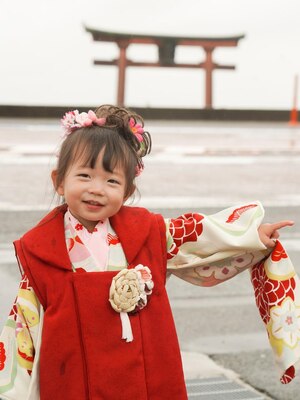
74, 165, 93, 171
110, 169, 124, 178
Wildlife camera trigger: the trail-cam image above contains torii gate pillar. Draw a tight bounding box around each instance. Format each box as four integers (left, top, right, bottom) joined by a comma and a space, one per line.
85, 28, 245, 109
117, 41, 128, 107
204, 47, 214, 109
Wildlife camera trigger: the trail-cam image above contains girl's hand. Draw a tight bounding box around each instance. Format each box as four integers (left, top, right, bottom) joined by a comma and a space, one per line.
258, 221, 294, 248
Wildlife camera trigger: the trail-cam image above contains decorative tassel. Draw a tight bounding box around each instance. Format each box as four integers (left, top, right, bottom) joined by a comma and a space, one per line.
120, 312, 133, 342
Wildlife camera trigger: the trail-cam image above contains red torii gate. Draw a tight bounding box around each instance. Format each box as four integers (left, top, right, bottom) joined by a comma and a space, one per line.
85, 27, 245, 109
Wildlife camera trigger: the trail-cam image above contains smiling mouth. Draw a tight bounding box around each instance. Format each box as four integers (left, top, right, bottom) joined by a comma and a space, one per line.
84, 200, 104, 206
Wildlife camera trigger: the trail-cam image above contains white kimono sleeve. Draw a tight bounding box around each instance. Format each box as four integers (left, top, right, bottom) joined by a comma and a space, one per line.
166, 201, 269, 286
165, 201, 300, 384
0, 275, 43, 400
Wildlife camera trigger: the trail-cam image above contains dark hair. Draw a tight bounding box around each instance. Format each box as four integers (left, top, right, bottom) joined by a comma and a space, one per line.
54, 105, 151, 199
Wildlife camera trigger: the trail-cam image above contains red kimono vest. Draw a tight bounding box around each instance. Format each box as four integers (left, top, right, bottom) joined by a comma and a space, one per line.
14, 205, 188, 400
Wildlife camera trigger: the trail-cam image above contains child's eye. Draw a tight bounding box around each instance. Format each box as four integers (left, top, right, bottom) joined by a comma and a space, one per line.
108, 179, 120, 185
78, 173, 90, 178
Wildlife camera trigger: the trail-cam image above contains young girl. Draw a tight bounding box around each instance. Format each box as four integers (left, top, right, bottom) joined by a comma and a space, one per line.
0, 105, 299, 399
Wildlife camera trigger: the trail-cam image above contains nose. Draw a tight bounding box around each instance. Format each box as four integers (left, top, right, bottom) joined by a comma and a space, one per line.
88, 179, 105, 196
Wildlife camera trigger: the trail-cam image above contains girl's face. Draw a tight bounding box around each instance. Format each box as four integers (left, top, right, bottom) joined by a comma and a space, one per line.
52, 149, 127, 231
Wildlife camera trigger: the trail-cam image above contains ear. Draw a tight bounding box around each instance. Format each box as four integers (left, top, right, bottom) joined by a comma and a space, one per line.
51, 170, 64, 196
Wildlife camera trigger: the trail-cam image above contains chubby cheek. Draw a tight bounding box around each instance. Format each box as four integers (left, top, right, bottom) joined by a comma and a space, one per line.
67, 179, 87, 195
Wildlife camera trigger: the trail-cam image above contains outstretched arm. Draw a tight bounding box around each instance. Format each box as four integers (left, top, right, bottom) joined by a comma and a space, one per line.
165, 202, 295, 286
258, 220, 294, 248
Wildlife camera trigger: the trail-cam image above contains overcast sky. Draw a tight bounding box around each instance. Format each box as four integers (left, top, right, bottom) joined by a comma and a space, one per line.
1, 0, 300, 109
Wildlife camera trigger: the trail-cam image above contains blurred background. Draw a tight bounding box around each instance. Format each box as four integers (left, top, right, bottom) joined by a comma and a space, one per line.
1, 0, 300, 110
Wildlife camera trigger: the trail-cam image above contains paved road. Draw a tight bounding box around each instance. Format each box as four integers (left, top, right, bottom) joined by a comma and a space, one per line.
1, 118, 300, 399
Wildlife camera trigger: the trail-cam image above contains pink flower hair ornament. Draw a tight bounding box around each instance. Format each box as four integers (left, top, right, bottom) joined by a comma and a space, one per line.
129, 117, 144, 142
135, 164, 144, 177
61, 110, 106, 137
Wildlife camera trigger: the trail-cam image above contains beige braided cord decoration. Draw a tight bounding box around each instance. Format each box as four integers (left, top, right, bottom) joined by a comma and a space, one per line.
109, 265, 154, 342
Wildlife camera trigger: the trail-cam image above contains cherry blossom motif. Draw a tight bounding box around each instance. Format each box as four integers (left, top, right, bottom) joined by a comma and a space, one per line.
75, 223, 83, 231
0, 342, 6, 371
76, 110, 105, 127
271, 241, 288, 262
167, 214, 204, 259
251, 261, 296, 324
231, 253, 255, 269
280, 365, 296, 384
196, 264, 238, 285
61, 110, 81, 133
61, 109, 106, 136
195, 253, 256, 286
129, 117, 144, 142
226, 204, 258, 223
270, 297, 300, 348
107, 233, 120, 246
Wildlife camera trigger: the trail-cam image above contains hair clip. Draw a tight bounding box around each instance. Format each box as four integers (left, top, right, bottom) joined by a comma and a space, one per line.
61, 110, 106, 137
129, 117, 144, 142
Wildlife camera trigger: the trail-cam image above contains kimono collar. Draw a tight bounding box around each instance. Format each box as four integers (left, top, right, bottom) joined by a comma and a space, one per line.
20, 204, 72, 271
20, 204, 153, 271
66, 208, 106, 234
110, 205, 152, 264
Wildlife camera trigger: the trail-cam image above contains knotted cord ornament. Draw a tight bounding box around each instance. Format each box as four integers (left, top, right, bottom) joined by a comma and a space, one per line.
109, 265, 154, 342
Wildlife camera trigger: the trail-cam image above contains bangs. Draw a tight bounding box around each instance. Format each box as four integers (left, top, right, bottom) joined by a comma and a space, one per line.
71, 127, 137, 175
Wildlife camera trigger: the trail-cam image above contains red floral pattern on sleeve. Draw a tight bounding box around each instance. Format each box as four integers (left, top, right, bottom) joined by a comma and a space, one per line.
0, 342, 6, 371
168, 213, 204, 259
271, 241, 288, 262
251, 260, 296, 324
226, 204, 258, 223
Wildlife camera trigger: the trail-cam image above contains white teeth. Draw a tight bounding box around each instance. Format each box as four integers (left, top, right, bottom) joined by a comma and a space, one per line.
87, 200, 100, 206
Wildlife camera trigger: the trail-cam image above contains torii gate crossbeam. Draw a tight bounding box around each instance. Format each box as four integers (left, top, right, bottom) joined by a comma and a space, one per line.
85, 27, 245, 109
